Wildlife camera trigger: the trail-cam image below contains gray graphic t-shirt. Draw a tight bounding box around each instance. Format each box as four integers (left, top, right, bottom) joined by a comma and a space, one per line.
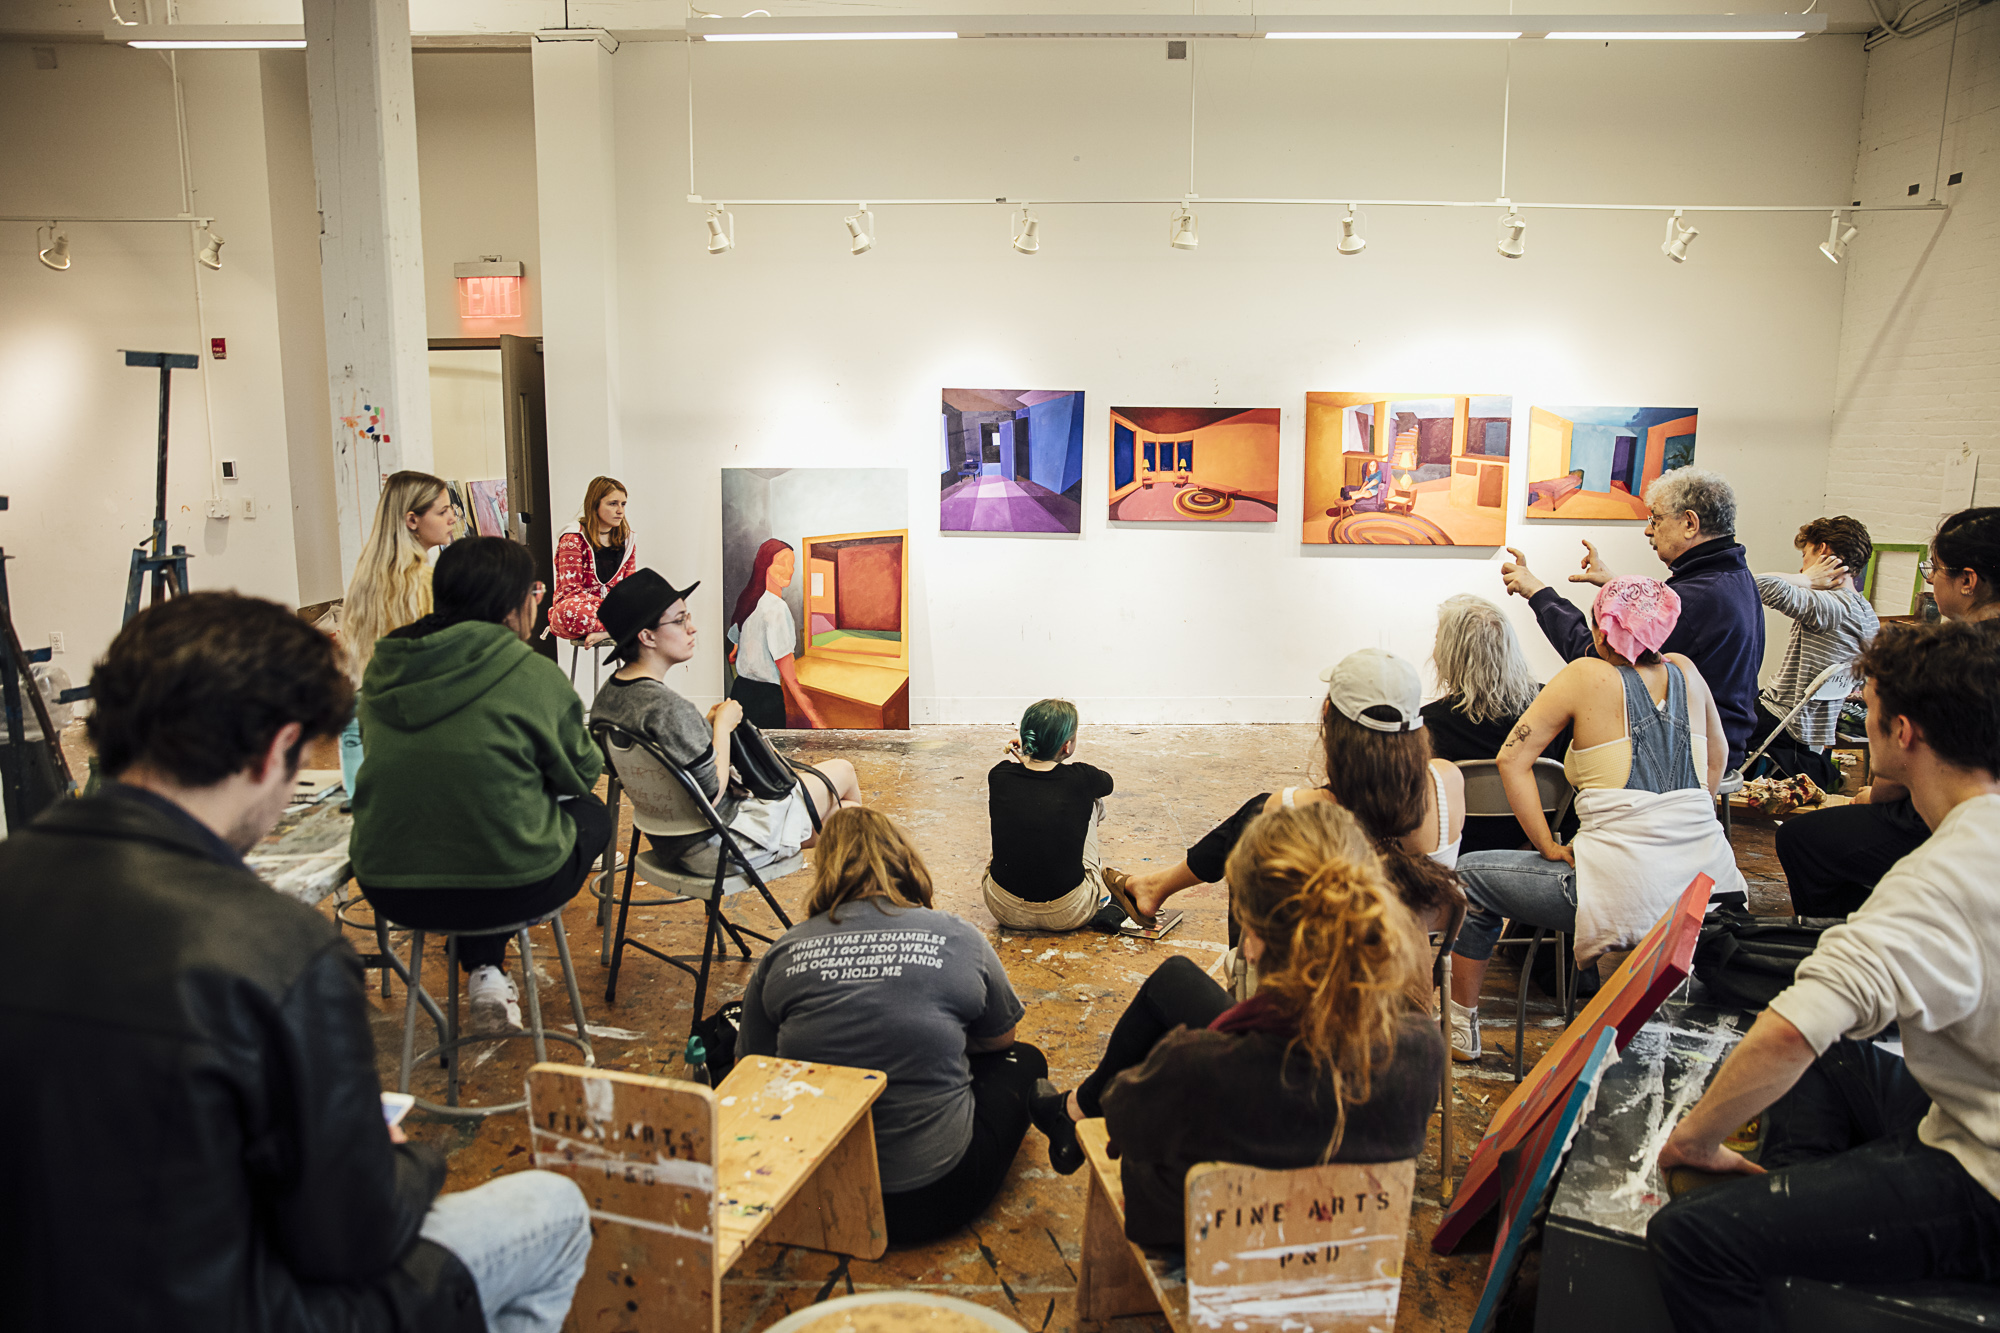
738, 898, 1024, 1192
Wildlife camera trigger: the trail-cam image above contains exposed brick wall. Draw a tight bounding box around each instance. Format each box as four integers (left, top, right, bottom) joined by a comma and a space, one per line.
1824, 3, 2000, 545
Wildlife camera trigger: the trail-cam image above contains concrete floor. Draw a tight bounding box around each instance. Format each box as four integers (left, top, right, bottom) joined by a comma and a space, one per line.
295, 722, 1788, 1333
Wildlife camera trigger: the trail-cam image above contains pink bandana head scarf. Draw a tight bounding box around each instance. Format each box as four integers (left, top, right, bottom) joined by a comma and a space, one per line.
1593, 576, 1681, 662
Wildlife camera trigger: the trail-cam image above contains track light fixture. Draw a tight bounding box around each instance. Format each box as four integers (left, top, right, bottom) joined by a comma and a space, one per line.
1337, 205, 1366, 255
1012, 207, 1040, 255
844, 205, 874, 255
36, 225, 70, 271
1660, 210, 1697, 263
1169, 203, 1199, 250
706, 206, 735, 255
1819, 211, 1858, 264
197, 229, 224, 270
1496, 203, 1526, 259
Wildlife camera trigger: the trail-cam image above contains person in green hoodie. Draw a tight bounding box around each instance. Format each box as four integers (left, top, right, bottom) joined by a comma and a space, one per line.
352, 536, 609, 1032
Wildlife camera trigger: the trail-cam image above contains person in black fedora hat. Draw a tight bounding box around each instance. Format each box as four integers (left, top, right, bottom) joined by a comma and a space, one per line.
590, 570, 863, 875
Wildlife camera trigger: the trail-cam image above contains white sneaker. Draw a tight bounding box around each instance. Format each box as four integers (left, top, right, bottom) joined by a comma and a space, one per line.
1448, 999, 1482, 1063
468, 965, 523, 1033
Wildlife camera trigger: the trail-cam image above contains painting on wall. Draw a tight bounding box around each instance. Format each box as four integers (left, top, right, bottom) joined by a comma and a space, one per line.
722, 468, 910, 730
1302, 393, 1513, 548
1107, 407, 1280, 522
465, 478, 509, 538
940, 389, 1085, 534
1525, 406, 1697, 520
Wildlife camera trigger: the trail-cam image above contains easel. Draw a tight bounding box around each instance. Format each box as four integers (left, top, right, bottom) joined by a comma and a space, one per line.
120, 350, 198, 625
0, 498, 76, 830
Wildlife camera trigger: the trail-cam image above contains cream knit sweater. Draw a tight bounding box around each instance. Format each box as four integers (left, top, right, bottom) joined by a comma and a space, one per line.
1770, 793, 2000, 1198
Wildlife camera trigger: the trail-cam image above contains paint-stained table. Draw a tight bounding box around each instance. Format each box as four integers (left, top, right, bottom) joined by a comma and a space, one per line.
247, 787, 354, 907
1537, 992, 2000, 1333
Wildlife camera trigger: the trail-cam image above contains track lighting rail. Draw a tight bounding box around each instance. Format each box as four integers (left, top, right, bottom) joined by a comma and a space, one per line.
687, 195, 1946, 216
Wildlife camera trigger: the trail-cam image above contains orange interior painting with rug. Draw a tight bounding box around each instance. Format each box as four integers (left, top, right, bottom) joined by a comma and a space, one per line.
1107, 407, 1280, 523
1302, 392, 1513, 548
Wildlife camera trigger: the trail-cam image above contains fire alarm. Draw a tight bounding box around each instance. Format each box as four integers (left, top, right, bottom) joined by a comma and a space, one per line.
211, 337, 227, 360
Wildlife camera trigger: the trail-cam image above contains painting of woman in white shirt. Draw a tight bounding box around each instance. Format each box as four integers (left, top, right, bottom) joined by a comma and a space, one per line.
726, 538, 826, 729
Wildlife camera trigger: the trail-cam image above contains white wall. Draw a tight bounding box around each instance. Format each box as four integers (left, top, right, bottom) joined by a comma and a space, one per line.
0, 43, 303, 668
414, 52, 542, 341
600, 36, 1868, 722
1822, 5, 1999, 577
429, 347, 509, 482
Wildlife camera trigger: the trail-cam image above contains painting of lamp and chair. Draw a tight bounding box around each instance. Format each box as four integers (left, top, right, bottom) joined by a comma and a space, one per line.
1302, 393, 1514, 547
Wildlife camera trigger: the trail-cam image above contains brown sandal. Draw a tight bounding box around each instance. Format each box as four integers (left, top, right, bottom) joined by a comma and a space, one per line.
1101, 867, 1155, 927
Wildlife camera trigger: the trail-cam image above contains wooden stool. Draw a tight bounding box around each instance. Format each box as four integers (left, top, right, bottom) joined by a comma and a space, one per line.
1076, 1119, 1418, 1333
527, 1055, 888, 1333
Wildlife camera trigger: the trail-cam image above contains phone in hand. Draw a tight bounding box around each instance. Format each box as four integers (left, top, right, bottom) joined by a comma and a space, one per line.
381, 1091, 416, 1129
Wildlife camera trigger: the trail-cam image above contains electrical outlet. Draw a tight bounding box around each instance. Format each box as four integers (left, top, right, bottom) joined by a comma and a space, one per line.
48, 632, 64, 654
205, 498, 229, 519
240, 494, 257, 520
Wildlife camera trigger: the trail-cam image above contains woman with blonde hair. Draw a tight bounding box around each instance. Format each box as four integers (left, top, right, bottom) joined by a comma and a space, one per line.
549, 475, 638, 645
338, 470, 454, 794
738, 807, 1055, 1244
1033, 803, 1444, 1245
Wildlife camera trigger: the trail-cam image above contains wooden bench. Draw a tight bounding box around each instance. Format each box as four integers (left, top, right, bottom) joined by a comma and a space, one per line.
1076, 1119, 1418, 1333
526, 1055, 888, 1333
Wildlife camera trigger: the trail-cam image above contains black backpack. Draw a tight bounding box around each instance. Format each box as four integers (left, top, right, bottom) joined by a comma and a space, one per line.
1692, 908, 1837, 1008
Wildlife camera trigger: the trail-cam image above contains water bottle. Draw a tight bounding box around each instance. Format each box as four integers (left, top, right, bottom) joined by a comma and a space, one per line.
685, 1035, 711, 1087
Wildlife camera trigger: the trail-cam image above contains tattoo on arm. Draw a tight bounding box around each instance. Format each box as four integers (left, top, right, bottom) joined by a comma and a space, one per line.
1507, 723, 1533, 747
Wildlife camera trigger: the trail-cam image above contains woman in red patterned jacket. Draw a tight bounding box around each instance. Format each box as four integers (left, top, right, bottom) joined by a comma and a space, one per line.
549, 475, 639, 644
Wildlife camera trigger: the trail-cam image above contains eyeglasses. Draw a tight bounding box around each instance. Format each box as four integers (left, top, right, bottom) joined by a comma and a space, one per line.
658, 611, 695, 631
1919, 559, 1949, 578
531, 581, 547, 600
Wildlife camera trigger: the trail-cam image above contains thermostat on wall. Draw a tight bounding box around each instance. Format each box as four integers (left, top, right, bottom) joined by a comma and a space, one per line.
221, 459, 238, 481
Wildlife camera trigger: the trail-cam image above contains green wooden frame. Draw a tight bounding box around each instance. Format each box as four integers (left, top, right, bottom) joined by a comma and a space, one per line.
1864, 542, 1930, 615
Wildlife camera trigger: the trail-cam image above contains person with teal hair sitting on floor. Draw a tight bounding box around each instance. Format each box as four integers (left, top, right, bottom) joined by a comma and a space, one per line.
982, 699, 1118, 932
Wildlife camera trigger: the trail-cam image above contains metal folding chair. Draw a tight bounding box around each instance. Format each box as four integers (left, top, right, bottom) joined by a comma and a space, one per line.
589, 721, 812, 1036
1455, 758, 1579, 1080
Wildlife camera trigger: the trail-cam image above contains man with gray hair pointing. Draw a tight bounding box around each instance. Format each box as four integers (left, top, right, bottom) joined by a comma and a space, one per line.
1501, 467, 1764, 770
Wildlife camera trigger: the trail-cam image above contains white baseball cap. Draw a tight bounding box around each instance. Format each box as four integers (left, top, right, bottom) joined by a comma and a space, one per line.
1318, 649, 1425, 734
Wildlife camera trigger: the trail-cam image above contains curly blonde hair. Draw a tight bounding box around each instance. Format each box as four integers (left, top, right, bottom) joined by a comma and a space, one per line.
804, 807, 934, 921
1225, 803, 1428, 1158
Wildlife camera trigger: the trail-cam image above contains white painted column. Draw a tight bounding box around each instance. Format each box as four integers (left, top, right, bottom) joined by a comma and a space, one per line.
532, 30, 623, 517
304, 0, 433, 581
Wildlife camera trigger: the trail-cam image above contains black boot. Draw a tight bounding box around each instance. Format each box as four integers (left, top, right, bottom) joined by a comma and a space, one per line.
1031, 1079, 1084, 1175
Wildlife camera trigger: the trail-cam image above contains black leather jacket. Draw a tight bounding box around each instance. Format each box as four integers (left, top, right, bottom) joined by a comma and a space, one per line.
0, 787, 484, 1333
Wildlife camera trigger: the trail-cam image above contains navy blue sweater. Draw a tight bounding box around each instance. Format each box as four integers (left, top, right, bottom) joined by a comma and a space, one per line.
1529, 537, 1765, 769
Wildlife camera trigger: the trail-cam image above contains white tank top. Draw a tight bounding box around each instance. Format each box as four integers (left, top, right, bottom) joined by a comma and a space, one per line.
1280, 771, 1461, 869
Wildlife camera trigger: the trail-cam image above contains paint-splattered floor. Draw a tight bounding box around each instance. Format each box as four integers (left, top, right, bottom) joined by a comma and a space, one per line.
291, 722, 1787, 1333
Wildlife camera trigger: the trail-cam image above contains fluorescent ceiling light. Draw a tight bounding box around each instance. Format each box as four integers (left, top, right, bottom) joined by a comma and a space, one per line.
1266, 31, 1520, 39
1545, 30, 1805, 40
110, 23, 306, 48
700, 31, 956, 42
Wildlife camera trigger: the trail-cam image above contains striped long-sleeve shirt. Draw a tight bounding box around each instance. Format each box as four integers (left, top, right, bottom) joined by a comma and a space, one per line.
1755, 573, 1880, 747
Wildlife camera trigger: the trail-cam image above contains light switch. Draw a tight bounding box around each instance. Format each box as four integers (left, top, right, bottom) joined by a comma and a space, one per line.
240, 494, 257, 520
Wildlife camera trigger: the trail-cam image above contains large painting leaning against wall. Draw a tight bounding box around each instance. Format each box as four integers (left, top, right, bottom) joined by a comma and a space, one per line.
1107, 406, 1280, 522
940, 389, 1085, 534
1524, 406, 1697, 521
722, 468, 910, 730
1302, 393, 1513, 548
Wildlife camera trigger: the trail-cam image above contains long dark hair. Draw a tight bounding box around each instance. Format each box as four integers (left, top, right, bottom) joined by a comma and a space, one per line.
730, 538, 793, 635
1316, 703, 1464, 923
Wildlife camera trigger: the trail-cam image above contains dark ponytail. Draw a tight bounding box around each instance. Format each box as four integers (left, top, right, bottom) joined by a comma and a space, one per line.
1934, 508, 2000, 609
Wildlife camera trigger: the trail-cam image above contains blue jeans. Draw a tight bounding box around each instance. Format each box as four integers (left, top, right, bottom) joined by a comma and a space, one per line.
1450, 849, 1578, 963
419, 1170, 593, 1333
338, 717, 364, 797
